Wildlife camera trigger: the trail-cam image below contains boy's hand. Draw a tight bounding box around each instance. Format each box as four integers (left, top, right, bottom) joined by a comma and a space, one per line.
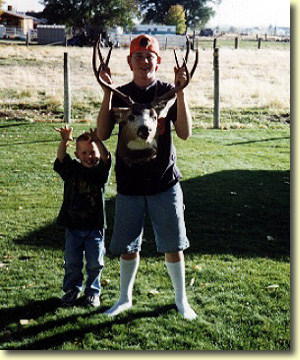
89, 128, 99, 143
100, 68, 112, 83
174, 66, 188, 89
99, 68, 112, 95
54, 125, 73, 162
54, 125, 73, 142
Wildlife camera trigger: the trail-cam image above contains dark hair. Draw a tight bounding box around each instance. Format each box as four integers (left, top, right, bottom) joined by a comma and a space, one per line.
76, 132, 90, 150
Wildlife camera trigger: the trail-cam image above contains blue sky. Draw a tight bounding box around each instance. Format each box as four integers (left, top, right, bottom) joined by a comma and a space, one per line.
207, 0, 290, 27
3, 0, 291, 27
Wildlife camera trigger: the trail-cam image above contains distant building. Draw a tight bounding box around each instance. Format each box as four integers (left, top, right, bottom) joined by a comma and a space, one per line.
37, 25, 66, 45
200, 28, 214, 37
108, 26, 123, 42
0, 24, 6, 39
0, 5, 34, 35
275, 27, 290, 36
132, 24, 176, 35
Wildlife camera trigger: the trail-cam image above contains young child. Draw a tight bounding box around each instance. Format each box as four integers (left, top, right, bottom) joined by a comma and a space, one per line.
96, 34, 197, 320
54, 125, 111, 307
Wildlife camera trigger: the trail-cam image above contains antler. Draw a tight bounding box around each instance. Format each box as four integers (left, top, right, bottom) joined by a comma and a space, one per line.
92, 37, 135, 107
151, 37, 199, 106
93, 35, 198, 108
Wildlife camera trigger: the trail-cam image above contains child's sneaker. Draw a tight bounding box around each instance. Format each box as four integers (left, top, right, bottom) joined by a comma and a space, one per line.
61, 288, 80, 307
85, 295, 100, 307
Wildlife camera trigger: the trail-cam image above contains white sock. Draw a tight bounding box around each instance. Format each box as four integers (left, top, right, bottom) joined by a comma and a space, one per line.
166, 260, 197, 320
104, 256, 140, 316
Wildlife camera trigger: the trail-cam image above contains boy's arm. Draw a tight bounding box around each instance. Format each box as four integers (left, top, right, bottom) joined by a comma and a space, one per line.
90, 128, 111, 167
174, 90, 192, 140
54, 126, 73, 162
95, 138, 111, 167
173, 67, 192, 140
56, 139, 69, 162
96, 69, 115, 140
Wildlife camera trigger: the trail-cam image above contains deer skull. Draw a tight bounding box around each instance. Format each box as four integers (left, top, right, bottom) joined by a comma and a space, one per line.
93, 37, 198, 166
111, 99, 176, 165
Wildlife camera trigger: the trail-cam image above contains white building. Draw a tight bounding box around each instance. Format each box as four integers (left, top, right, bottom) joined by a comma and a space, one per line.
132, 24, 176, 35
0, 24, 6, 38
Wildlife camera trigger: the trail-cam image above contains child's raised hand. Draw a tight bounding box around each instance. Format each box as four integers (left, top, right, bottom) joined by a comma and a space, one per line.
54, 125, 73, 142
89, 128, 99, 143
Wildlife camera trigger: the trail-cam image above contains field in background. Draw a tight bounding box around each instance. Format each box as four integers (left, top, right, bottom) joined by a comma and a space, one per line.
0, 43, 290, 350
0, 44, 290, 124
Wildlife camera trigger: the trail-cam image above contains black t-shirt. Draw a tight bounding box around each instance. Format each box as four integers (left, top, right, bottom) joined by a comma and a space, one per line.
112, 80, 182, 195
53, 154, 111, 230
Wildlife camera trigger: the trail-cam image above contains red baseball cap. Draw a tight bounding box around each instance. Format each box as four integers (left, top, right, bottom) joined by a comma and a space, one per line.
130, 34, 161, 63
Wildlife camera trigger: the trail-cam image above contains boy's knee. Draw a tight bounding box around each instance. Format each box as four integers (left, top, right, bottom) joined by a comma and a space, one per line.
121, 252, 139, 260
165, 251, 183, 263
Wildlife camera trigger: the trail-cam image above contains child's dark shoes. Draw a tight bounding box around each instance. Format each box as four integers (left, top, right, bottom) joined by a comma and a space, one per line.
85, 295, 100, 307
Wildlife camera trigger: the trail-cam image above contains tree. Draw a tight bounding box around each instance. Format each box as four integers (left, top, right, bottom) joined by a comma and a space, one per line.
41, 0, 138, 30
140, 0, 222, 30
165, 5, 186, 34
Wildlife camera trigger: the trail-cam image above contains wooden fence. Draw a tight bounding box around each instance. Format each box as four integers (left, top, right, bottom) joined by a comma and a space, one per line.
1, 27, 37, 40
111, 34, 289, 50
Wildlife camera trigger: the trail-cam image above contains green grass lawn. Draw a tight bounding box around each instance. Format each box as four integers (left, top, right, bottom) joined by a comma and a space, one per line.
0, 107, 290, 350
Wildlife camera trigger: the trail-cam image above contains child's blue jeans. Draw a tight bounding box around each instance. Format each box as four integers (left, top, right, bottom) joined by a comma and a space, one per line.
63, 229, 105, 297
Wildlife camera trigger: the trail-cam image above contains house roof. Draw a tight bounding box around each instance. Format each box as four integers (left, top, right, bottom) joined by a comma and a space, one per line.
0, 10, 35, 20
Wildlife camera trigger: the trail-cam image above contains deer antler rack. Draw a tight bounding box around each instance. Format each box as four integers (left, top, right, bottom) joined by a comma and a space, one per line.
151, 37, 199, 106
92, 38, 134, 107
92, 35, 198, 107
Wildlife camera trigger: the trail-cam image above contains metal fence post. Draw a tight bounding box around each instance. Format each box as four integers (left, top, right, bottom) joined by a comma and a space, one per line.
64, 52, 71, 123
258, 38, 262, 49
213, 48, 220, 129
235, 37, 239, 49
26, 31, 30, 46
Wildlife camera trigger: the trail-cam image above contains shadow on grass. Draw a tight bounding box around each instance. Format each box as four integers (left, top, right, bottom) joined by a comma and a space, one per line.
182, 169, 290, 260
14, 169, 290, 260
1, 303, 176, 350
226, 136, 290, 146
0, 123, 30, 129
0, 297, 61, 329
0, 139, 58, 147
12, 198, 117, 251
3, 169, 290, 350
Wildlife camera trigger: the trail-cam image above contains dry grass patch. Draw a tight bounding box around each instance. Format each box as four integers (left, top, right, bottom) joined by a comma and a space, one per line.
0, 44, 289, 122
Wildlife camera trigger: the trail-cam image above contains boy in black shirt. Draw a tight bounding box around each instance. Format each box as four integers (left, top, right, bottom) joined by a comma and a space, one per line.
54, 126, 111, 307
96, 35, 197, 319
